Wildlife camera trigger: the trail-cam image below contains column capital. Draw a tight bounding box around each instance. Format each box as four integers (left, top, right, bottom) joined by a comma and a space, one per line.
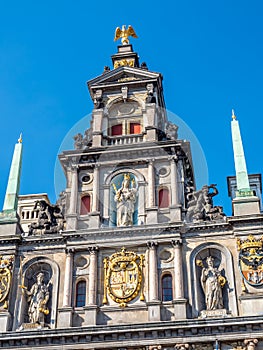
70, 163, 79, 172
65, 248, 75, 255
168, 155, 178, 162
244, 339, 258, 350
174, 344, 190, 350
146, 158, 155, 164
88, 246, 99, 254
147, 241, 158, 249
94, 163, 100, 169
171, 239, 182, 247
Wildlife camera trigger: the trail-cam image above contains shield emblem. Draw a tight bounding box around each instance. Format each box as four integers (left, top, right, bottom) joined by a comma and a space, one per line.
237, 235, 263, 286
103, 248, 144, 307
0, 258, 12, 304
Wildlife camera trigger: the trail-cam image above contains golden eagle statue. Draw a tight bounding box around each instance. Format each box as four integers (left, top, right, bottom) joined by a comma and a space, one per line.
114, 25, 138, 45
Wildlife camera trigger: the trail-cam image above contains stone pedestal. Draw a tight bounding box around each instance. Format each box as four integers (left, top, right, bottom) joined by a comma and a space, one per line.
173, 299, 187, 319
0, 311, 11, 332
84, 305, 97, 326
146, 207, 158, 224
169, 205, 182, 222
200, 308, 227, 318
233, 196, 260, 216
57, 307, 73, 328
147, 301, 161, 321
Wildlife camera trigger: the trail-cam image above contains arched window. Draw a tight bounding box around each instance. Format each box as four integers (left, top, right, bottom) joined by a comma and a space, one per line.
130, 122, 141, 134
75, 280, 86, 307
162, 274, 173, 301
158, 188, 169, 208
80, 195, 91, 215
111, 124, 122, 136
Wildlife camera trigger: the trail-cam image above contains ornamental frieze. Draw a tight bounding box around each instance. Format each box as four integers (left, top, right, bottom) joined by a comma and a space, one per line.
103, 247, 144, 307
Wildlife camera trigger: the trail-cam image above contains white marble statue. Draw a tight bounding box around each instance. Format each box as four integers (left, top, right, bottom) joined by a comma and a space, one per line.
114, 174, 137, 227
26, 272, 50, 325
201, 256, 225, 310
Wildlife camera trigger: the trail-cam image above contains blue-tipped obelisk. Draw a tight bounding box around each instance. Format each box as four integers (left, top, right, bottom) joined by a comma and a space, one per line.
2, 134, 23, 214
231, 111, 260, 215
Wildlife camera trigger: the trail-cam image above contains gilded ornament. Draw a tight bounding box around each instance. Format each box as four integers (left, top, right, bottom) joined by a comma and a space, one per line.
114, 59, 135, 69
0, 255, 14, 306
114, 25, 138, 45
103, 247, 144, 307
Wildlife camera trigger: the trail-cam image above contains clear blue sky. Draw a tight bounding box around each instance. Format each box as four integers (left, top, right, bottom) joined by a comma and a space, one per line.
1, 1, 263, 216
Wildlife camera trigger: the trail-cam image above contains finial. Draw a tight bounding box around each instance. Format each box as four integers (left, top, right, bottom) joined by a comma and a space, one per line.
232, 109, 236, 120
18, 133, 22, 143
114, 25, 138, 45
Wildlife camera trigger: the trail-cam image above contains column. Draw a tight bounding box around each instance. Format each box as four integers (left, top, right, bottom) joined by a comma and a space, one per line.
148, 159, 155, 207
85, 247, 99, 326
169, 156, 178, 206
172, 239, 187, 319
172, 240, 184, 299
57, 248, 74, 328
147, 241, 158, 301
63, 249, 74, 307
92, 164, 99, 212
88, 247, 98, 305
68, 164, 78, 215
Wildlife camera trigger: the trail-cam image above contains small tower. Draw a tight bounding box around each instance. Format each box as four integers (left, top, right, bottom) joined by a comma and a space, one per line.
230, 111, 260, 215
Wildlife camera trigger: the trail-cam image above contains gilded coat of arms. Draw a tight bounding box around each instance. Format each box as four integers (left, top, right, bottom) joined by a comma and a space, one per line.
103, 248, 144, 307
237, 234, 263, 286
0, 255, 13, 309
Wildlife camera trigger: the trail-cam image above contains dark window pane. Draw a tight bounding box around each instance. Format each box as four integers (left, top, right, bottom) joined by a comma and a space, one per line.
76, 281, 86, 307
162, 275, 173, 301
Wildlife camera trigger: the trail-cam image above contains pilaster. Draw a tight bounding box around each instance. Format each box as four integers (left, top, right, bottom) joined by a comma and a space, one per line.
147, 241, 160, 321
84, 246, 99, 326
172, 239, 187, 319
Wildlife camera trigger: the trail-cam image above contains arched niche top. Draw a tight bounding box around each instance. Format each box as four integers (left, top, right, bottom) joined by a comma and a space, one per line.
104, 168, 145, 186
22, 256, 59, 280
190, 242, 232, 267
107, 97, 144, 117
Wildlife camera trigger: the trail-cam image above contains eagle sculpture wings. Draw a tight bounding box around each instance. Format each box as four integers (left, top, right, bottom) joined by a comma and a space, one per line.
114, 25, 138, 45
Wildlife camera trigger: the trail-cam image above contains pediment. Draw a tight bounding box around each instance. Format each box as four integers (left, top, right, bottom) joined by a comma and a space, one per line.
87, 66, 161, 90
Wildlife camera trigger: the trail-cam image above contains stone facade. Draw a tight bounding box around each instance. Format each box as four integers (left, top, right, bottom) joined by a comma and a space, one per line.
0, 42, 263, 349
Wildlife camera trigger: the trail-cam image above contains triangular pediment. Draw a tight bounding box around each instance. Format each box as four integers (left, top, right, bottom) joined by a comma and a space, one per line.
87, 66, 161, 90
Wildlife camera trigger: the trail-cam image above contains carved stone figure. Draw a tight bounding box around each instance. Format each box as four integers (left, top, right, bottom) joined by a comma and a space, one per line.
200, 256, 226, 310
28, 200, 65, 235
185, 184, 225, 222
166, 121, 178, 140
73, 133, 84, 150
113, 174, 137, 227
26, 272, 50, 325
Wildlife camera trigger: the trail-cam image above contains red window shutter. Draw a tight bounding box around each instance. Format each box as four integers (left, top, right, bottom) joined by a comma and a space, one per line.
80, 195, 91, 215
111, 124, 122, 136
159, 188, 169, 208
130, 123, 141, 134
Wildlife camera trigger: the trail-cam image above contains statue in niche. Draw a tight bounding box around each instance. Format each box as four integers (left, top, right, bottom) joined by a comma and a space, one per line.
198, 256, 226, 310
28, 200, 65, 235
185, 184, 225, 222
113, 173, 137, 227
26, 272, 50, 325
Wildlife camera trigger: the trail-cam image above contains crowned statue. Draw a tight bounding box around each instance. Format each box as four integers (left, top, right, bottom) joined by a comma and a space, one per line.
113, 174, 137, 227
